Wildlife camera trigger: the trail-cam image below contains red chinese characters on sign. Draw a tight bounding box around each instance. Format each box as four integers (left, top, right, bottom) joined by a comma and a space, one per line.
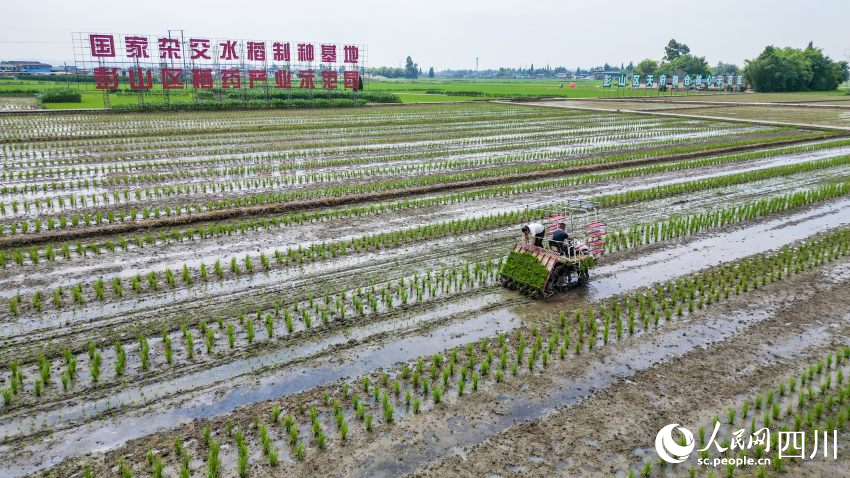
82, 33, 362, 92
220, 40, 239, 60
298, 70, 315, 89
221, 69, 241, 88
249, 70, 267, 88
94, 67, 119, 89
322, 70, 337, 89
192, 69, 214, 89
161, 68, 184, 89
158, 38, 182, 59
273, 42, 290, 62
247, 42, 266, 61
274, 70, 292, 89
297, 43, 314, 62
125, 36, 149, 59
128, 68, 153, 90
344, 45, 359, 64
90, 34, 116, 57
321, 45, 336, 63
190, 39, 211, 60
343, 71, 360, 89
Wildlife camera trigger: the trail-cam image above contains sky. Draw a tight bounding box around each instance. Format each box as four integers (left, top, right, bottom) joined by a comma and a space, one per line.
2, 0, 848, 70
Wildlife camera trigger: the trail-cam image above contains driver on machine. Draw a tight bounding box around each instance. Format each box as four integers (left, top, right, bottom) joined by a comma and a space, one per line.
521, 223, 546, 247
551, 223, 571, 255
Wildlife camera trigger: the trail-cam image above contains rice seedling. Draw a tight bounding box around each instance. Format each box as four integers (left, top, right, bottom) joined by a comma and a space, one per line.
205, 328, 215, 354
163, 332, 173, 365
183, 327, 195, 359
139, 335, 150, 371
432, 385, 443, 404
90, 350, 102, 382
294, 441, 305, 460
226, 324, 235, 348
207, 439, 221, 478
118, 458, 132, 478
246, 319, 255, 343
265, 314, 274, 337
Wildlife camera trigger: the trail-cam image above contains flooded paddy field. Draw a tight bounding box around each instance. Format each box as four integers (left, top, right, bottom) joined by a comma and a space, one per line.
2, 102, 850, 477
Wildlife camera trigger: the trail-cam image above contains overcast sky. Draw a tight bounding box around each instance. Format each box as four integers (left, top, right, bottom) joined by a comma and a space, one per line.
2, 0, 848, 70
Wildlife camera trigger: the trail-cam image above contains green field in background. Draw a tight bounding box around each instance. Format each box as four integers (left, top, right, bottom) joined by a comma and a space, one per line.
0, 77, 847, 108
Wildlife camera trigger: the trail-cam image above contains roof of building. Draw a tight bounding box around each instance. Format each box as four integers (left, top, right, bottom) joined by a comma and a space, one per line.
0, 61, 53, 67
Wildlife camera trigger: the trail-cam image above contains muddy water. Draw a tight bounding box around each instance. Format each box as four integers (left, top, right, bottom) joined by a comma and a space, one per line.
0, 299, 519, 477
1, 160, 847, 341
4, 204, 849, 476
588, 198, 850, 300
356, 297, 836, 477
2, 143, 847, 296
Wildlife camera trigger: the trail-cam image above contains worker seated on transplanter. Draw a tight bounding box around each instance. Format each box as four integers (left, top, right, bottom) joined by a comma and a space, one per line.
521, 223, 545, 247
551, 222, 572, 255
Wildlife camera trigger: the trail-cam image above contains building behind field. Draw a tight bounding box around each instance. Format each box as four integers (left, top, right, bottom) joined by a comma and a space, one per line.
0, 60, 54, 76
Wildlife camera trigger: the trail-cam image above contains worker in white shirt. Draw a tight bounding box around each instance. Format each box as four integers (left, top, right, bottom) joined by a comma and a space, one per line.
521, 223, 546, 247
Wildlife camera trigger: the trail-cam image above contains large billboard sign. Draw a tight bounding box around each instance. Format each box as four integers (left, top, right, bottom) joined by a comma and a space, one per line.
602, 73, 743, 90
73, 32, 366, 91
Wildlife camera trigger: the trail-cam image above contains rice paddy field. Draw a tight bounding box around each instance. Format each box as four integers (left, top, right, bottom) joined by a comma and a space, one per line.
3, 101, 850, 477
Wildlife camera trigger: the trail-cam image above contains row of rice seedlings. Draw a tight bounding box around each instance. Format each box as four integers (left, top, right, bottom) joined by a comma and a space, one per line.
0, 138, 765, 268
629, 347, 850, 478
86, 228, 850, 475
606, 180, 850, 252
0, 116, 720, 185
0, 120, 685, 196
0, 107, 590, 164
16, 151, 846, 312
0, 102, 575, 143
0, 122, 680, 201
597, 154, 850, 208
5, 110, 654, 166
0, 128, 826, 237
0, 259, 503, 405
6, 221, 850, 406
0, 123, 730, 206
0, 117, 772, 194
5, 205, 544, 313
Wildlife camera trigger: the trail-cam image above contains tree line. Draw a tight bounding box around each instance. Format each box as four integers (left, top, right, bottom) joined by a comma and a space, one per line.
632, 39, 848, 92
743, 42, 847, 92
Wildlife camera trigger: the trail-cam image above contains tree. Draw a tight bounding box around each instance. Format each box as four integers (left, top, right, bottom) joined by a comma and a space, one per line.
663, 39, 690, 62
665, 54, 710, 75
743, 43, 845, 92
633, 59, 659, 77
428, 66, 435, 78
713, 62, 739, 76
404, 56, 419, 79
803, 42, 848, 91
743, 46, 811, 92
